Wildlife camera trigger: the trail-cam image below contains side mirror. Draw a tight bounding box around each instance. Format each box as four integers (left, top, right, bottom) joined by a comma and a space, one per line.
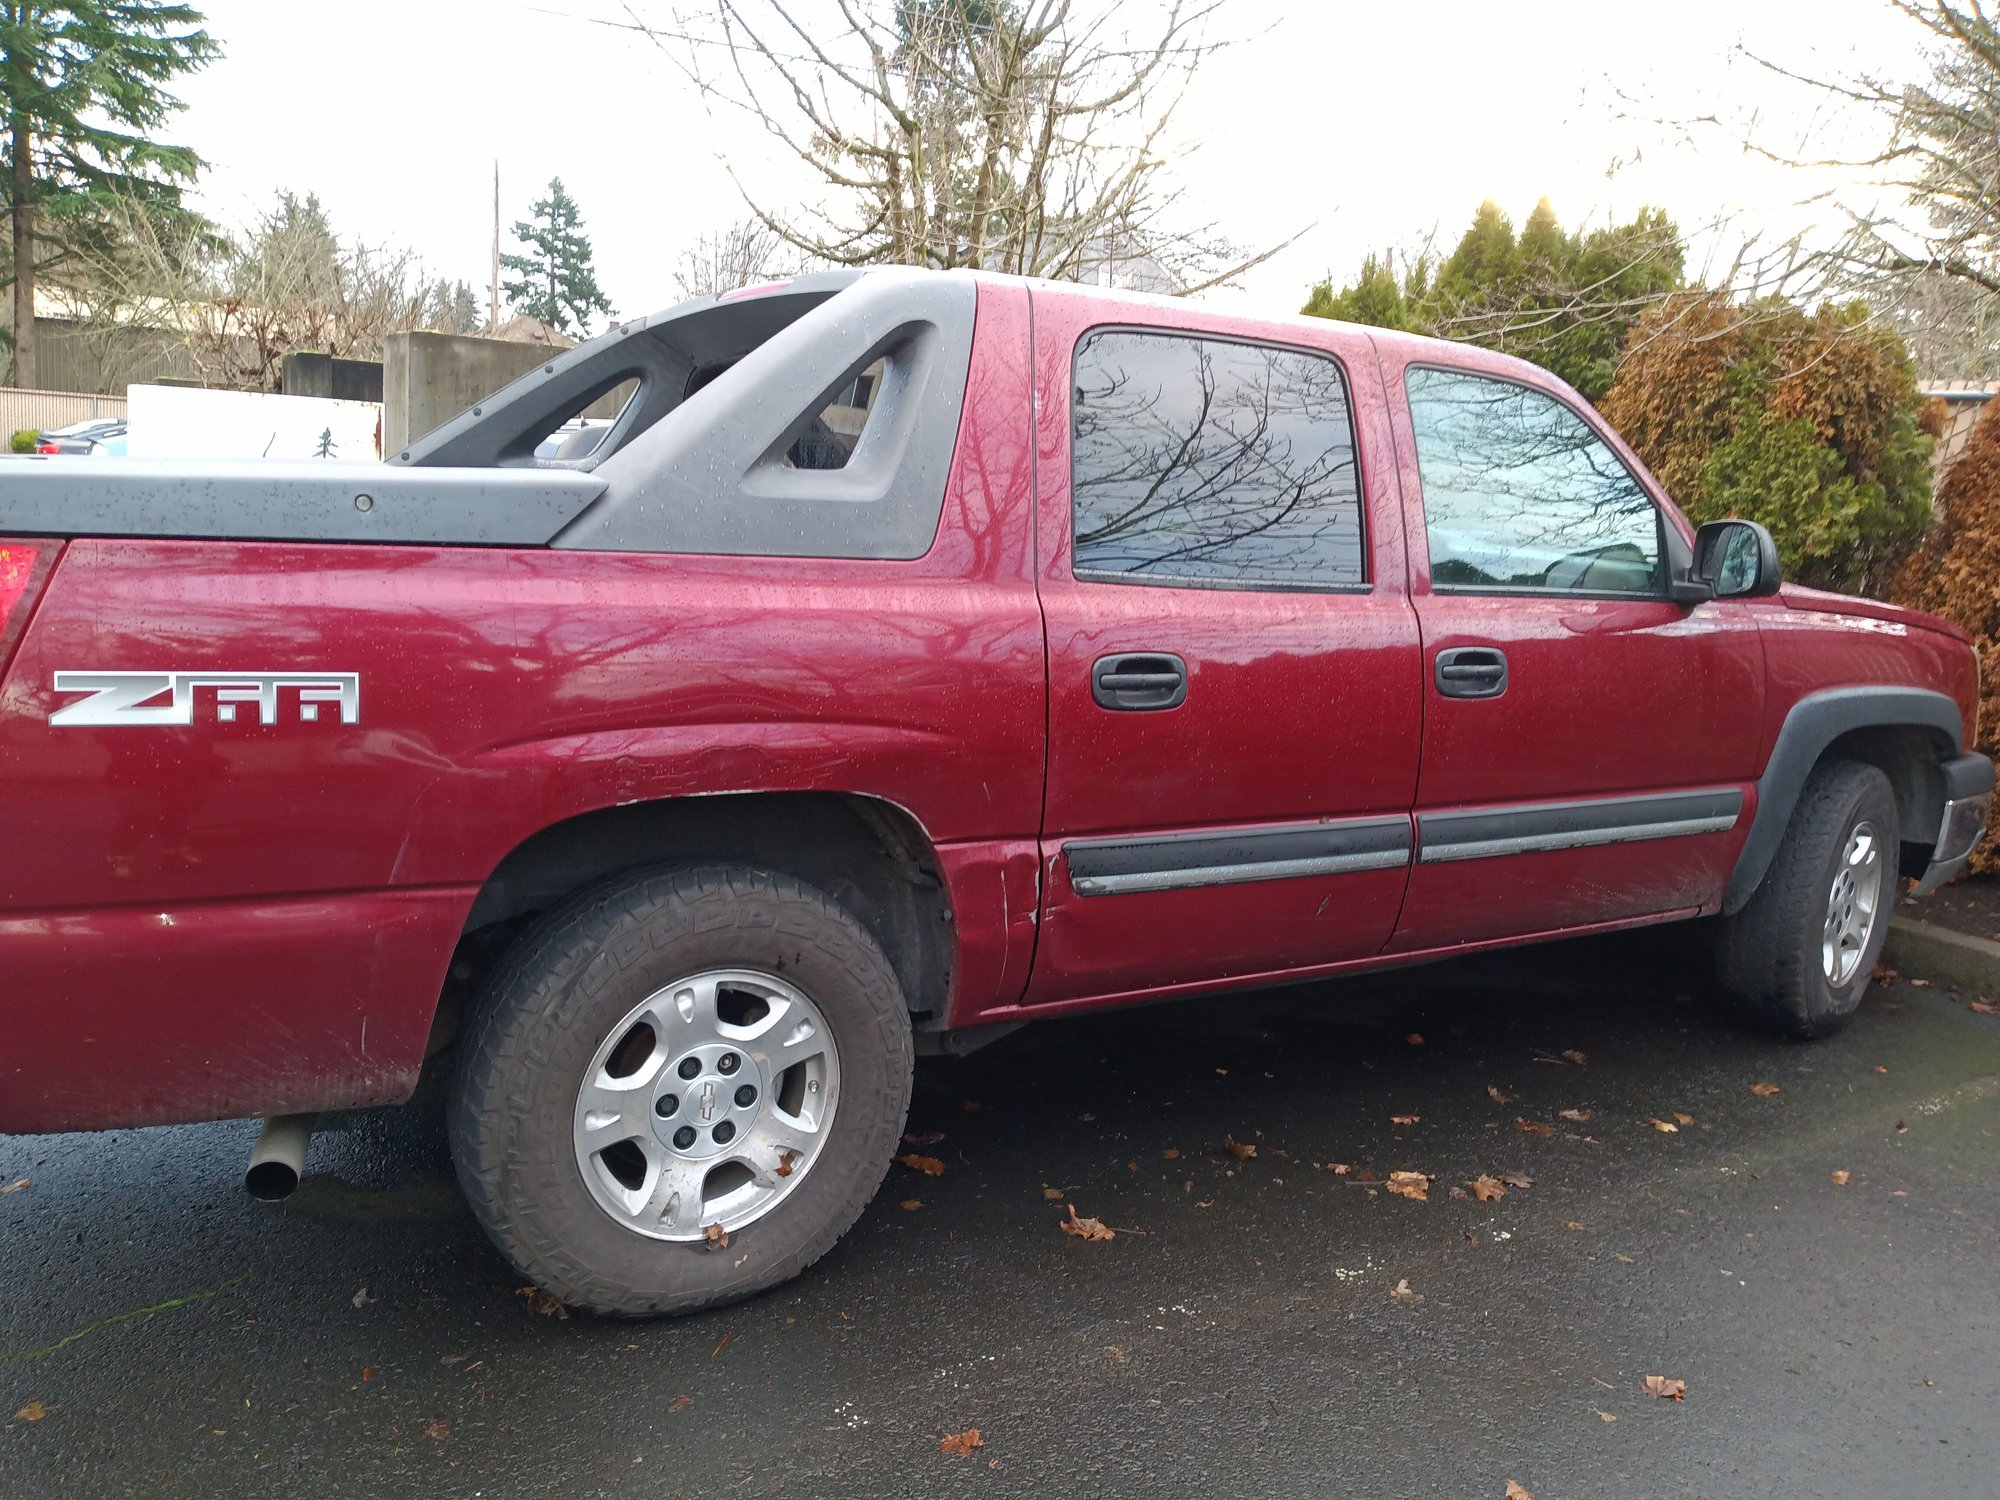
1690, 519, 1781, 600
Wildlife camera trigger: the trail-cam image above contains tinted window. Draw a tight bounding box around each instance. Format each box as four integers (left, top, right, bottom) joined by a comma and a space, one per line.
1071, 331, 1364, 588
1405, 368, 1662, 595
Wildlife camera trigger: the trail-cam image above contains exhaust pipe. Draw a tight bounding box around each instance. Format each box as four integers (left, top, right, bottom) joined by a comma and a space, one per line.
244, 1114, 315, 1201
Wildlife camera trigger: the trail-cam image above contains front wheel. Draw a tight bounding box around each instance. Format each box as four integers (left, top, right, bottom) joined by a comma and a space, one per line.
449, 865, 914, 1316
1715, 759, 1899, 1040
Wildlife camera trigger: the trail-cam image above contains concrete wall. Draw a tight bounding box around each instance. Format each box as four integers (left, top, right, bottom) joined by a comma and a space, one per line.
282, 351, 385, 404
385, 331, 626, 456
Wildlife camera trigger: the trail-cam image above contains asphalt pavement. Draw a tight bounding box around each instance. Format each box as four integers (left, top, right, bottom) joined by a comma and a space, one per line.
3, 930, 1997, 1500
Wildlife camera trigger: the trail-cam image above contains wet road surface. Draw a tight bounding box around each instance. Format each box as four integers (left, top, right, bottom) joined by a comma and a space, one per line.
3, 931, 1997, 1499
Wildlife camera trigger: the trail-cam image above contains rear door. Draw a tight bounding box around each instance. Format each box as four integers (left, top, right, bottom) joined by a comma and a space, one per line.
1377, 351, 1767, 951
1025, 288, 1423, 1007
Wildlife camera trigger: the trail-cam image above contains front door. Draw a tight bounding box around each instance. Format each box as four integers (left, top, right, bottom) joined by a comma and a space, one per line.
1377, 355, 1767, 952
1024, 290, 1423, 1006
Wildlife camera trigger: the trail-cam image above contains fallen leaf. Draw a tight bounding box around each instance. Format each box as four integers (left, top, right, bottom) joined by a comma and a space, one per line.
1223, 1134, 1257, 1161
1748, 1082, 1782, 1097
960, 1100, 982, 1113
775, 1149, 802, 1178
1562, 1049, 1589, 1066
1161, 1148, 1181, 1159
903, 1130, 945, 1147
1614, 1252, 1637, 1263
1466, 1174, 1507, 1203
362, 1367, 375, 1381
1558, 1107, 1592, 1122
1908, 977, 1932, 988
1106, 1345, 1127, 1363
1355, 1168, 1377, 1182
1872, 963, 1898, 983
1516, 1117, 1555, 1136
1673, 1112, 1695, 1126
1041, 1187, 1064, 1200
1077, 1112, 1097, 1123
1386, 1170, 1431, 1202
1326, 1162, 1351, 1175
900, 1199, 923, 1211
1449, 1185, 1469, 1200
667, 1396, 692, 1413
1193, 1199, 1214, 1209
710, 1330, 732, 1357
1506, 1484, 1535, 1500
423, 1418, 450, 1442
1874, 1065, 1889, 1073
0, 1178, 28, 1195
1896, 1120, 1909, 1132
516, 1286, 569, 1319
704, 1222, 730, 1250
1594, 1409, 1617, 1423
1831, 1169, 1850, 1186
1390, 1113, 1420, 1126
1642, 1375, 1687, 1401
1497, 1171, 1533, 1190
1566, 1220, 1584, 1230
1407, 1032, 1425, 1046
1388, 1278, 1421, 1303
939, 1428, 985, 1457
1648, 1118, 1680, 1134
15, 1402, 45, 1423
1971, 999, 2000, 1015
898, 1154, 945, 1177
351, 1287, 376, 1308
1059, 1204, 1115, 1242
1487, 1085, 1513, 1105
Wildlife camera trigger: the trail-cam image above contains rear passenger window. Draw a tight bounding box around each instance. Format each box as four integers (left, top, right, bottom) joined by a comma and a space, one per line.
1405, 367, 1663, 595
1071, 331, 1365, 589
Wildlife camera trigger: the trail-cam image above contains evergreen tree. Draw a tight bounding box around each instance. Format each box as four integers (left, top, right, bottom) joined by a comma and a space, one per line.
500, 178, 611, 338
1, 1, 220, 386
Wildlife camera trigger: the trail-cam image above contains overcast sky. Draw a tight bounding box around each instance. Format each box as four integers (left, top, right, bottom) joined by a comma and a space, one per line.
169, 0, 1930, 322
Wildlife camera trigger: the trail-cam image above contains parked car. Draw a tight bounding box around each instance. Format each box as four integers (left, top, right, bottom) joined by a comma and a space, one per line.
0, 268, 1988, 1316
33, 417, 127, 457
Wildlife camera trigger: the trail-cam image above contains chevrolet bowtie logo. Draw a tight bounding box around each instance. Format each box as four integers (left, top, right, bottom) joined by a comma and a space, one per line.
698, 1082, 717, 1122
49, 671, 360, 728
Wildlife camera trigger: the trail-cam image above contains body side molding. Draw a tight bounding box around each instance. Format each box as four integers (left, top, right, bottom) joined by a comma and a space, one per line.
1064, 816, 1411, 897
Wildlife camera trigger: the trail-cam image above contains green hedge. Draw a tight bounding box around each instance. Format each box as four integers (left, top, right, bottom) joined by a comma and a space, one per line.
9, 430, 37, 454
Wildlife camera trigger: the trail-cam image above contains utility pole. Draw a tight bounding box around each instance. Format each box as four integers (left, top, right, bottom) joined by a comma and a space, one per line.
489, 161, 500, 333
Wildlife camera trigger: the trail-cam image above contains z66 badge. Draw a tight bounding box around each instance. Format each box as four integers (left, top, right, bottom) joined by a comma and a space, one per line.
50, 671, 360, 727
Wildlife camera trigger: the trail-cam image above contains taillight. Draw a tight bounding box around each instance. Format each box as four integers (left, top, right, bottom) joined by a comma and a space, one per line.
34, 443, 58, 455
0, 542, 37, 625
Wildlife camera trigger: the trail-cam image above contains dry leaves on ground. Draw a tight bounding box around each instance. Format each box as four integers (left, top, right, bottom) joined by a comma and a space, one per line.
1516, 1117, 1555, 1136
1390, 1113, 1420, 1126
1497, 1170, 1533, 1189
939, 1428, 985, 1457
1909, 977, 1933, 988
1224, 1134, 1257, 1161
1162, 1148, 1181, 1159
775, 1149, 802, 1178
903, 1130, 945, 1146
900, 1199, 923, 1211
1466, 1175, 1506, 1203
1326, 1162, 1352, 1175
898, 1153, 945, 1176
1642, 1375, 1687, 1401
1059, 1204, 1115, 1242
1748, 1082, 1782, 1097
1041, 1186, 1063, 1200
1872, 963, 1898, 983
516, 1286, 569, 1319
0, 1178, 28, 1195
351, 1287, 375, 1308
1673, 1112, 1695, 1126
704, 1222, 730, 1250
1506, 1484, 1535, 1500
423, 1419, 451, 1441
1562, 1049, 1589, 1066
15, 1403, 46, 1423
1407, 1033, 1425, 1046
1388, 1278, 1421, 1302
1593, 1409, 1617, 1423
1970, 999, 1999, 1015
1387, 1170, 1431, 1202
1558, 1107, 1591, 1122
1648, 1118, 1679, 1134
1487, 1085, 1513, 1105
1831, 1170, 1851, 1186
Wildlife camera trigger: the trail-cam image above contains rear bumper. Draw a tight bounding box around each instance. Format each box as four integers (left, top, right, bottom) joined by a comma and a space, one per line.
1911, 752, 1996, 897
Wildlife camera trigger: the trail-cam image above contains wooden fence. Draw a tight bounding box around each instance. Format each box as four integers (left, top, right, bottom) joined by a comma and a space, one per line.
1, 388, 128, 442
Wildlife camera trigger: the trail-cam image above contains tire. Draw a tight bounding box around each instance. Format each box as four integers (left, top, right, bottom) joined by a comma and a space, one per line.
1715, 759, 1899, 1040
449, 865, 914, 1317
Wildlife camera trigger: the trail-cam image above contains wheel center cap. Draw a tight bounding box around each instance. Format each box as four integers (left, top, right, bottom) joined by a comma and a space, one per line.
651, 1043, 764, 1160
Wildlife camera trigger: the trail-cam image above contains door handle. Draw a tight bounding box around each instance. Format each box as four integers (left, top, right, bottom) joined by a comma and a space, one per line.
1092, 652, 1188, 711
1435, 646, 1507, 699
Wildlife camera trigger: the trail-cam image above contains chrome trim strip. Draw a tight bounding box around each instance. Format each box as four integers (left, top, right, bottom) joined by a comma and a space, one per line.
1419, 814, 1741, 864
1071, 847, 1410, 897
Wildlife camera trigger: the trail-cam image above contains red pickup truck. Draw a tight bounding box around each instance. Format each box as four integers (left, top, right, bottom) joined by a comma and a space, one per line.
1, 268, 1989, 1315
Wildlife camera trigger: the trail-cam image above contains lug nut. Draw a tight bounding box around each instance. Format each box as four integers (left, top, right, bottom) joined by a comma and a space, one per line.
734, 1084, 756, 1108
717, 1052, 740, 1075
677, 1056, 701, 1080
655, 1093, 679, 1118
712, 1121, 736, 1145
672, 1126, 696, 1149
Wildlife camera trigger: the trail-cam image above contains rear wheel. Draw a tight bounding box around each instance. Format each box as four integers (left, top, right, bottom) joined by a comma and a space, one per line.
1715, 759, 1899, 1039
450, 865, 913, 1316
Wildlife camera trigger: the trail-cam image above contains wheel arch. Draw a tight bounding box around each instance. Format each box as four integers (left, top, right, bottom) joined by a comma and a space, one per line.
1724, 687, 1963, 914
436, 792, 955, 1050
